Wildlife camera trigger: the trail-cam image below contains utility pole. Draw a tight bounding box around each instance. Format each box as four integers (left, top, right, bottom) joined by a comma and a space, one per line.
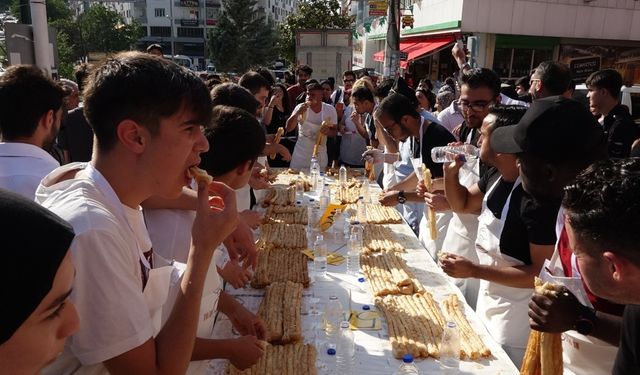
30, 0, 52, 75
382, 0, 399, 78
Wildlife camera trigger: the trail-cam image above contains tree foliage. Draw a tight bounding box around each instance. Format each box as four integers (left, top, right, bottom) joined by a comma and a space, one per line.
279, 0, 353, 65
208, 0, 279, 73
8, 1, 142, 79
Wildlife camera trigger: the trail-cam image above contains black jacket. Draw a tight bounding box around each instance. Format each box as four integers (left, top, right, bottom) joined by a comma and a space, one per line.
603, 104, 639, 158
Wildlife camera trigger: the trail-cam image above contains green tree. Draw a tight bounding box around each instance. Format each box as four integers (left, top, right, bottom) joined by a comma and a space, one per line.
279, 0, 353, 65
77, 4, 143, 55
207, 0, 279, 72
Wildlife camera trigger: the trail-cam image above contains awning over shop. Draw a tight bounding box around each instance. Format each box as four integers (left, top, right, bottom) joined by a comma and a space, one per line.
372, 36, 455, 68
400, 36, 455, 68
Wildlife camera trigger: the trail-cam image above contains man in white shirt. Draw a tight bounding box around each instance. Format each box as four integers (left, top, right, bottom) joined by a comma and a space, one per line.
37, 52, 264, 375
0, 65, 65, 198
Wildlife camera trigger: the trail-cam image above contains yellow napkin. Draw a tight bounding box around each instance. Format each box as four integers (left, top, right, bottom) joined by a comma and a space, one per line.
301, 249, 346, 265
318, 203, 346, 232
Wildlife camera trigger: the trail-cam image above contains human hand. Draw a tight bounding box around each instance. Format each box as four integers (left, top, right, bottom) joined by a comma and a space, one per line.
529, 286, 590, 333
424, 191, 450, 212
378, 190, 399, 206
227, 336, 265, 370
191, 181, 238, 252
362, 148, 384, 164
218, 259, 252, 289
452, 124, 462, 139
443, 154, 466, 176
276, 143, 291, 161
240, 209, 263, 229
229, 304, 268, 340
452, 41, 467, 65
249, 166, 271, 190
440, 253, 476, 278
223, 220, 258, 268
350, 110, 362, 126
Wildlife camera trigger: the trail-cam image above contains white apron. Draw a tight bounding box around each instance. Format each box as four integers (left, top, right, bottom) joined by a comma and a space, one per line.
474, 177, 531, 367
538, 209, 618, 375
290, 105, 329, 170
441, 157, 481, 308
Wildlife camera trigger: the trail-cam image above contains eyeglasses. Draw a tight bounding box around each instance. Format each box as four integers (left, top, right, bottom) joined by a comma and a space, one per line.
458, 100, 492, 112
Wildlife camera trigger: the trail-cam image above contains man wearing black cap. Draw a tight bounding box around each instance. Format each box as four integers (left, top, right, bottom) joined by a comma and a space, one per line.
36, 52, 260, 374
0, 65, 66, 199
490, 96, 623, 375
0, 189, 79, 374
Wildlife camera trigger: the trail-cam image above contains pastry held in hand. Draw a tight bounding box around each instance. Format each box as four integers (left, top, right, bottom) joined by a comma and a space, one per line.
422, 165, 437, 240
189, 166, 213, 185
269, 127, 285, 159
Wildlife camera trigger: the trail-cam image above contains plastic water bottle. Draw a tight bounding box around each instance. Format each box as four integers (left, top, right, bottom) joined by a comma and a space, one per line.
439, 321, 460, 373
347, 233, 361, 275
332, 210, 345, 241
319, 183, 330, 209
310, 157, 320, 191
336, 321, 355, 374
339, 165, 347, 185
394, 354, 419, 374
362, 179, 371, 203
316, 173, 325, 196
324, 296, 343, 348
349, 221, 363, 249
356, 196, 367, 223
431, 145, 479, 163
313, 234, 327, 279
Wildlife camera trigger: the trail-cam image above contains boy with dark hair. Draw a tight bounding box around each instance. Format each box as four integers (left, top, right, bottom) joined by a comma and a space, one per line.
211, 82, 261, 115
0, 65, 66, 198
239, 71, 271, 110
586, 69, 639, 157
59, 63, 95, 163
37, 52, 263, 374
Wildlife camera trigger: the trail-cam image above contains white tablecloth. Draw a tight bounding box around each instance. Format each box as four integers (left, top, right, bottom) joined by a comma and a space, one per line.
206, 173, 519, 375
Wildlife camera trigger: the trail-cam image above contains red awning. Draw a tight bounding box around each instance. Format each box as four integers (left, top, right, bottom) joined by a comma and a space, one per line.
373, 50, 385, 62
400, 36, 455, 69
372, 37, 453, 68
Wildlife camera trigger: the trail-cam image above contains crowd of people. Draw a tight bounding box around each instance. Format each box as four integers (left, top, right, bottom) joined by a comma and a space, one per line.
0, 40, 639, 375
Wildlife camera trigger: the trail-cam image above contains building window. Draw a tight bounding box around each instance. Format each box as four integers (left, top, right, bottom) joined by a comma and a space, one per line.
177, 27, 204, 38
492, 47, 554, 80
154, 8, 165, 17
150, 26, 171, 37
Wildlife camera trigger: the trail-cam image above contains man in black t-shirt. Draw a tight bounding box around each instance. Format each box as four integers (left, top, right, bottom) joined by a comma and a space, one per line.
562, 158, 640, 374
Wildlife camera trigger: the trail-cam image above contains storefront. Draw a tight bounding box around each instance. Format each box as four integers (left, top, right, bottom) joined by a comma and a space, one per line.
558, 39, 640, 85
490, 35, 558, 81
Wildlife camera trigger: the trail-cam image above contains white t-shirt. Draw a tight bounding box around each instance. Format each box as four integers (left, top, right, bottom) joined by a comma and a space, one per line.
293, 102, 339, 134
437, 101, 465, 135
37, 163, 154, 373
0, 142, 60, 199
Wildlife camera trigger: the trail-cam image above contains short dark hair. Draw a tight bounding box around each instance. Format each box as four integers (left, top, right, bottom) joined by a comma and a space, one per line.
320, 79, 334, 91
306, 82, 322, 92
351, 86, 374, 103
376, 93, 420, 123
515, 75, 530, 91
418, 78, 433, 91
586, 69, 623, 100
563, 158, 640, 265
416, 88, 436, 111
200, 106, 266, 177
343, 70, 355, 79
239, 71, 270, 95
255, 68, 276, 87
459, 68, 501, 99
0, 65, 65, 140
211, 82, 260, 115
74, 63, 92, 93
376, 78, 395, 99
534, 61, 571, 96
295, 64, 313, 76
487, 105, 528, 130
146, 44, 163, 54
83, 51, 211, 152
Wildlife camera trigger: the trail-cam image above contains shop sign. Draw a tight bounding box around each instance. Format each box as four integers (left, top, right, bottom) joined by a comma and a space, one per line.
398, 51, 408, 61
180, 0, 199, 7
368, 0, 387, 17
570, 56, 601, 78
181, 19, 199, 26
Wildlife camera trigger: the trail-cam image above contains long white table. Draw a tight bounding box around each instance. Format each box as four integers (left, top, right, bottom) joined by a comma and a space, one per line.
206, 173, 519, 375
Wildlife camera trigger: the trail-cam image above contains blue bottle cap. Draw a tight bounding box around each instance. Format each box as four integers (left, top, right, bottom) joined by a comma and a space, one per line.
358, 277, 365, 283
362, 305, 370, 310
327, 348, 336, 355
402, 353, 414, 363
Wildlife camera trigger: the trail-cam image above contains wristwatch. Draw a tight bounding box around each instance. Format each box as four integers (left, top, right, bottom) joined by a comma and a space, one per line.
574, 307, 597, 335
397, 191, 407, 204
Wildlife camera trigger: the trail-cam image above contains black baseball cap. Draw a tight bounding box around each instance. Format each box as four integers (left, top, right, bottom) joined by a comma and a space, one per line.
490, 96, 605, 161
